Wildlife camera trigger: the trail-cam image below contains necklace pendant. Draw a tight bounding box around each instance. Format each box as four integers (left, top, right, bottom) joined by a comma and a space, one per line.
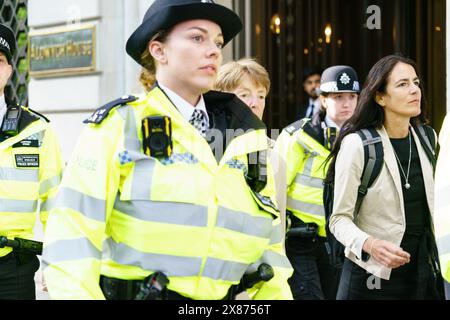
404, 183, 411, 189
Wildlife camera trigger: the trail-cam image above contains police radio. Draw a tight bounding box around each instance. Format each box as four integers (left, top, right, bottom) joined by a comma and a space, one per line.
142, 116, 173, 158
1, 105, 22, 136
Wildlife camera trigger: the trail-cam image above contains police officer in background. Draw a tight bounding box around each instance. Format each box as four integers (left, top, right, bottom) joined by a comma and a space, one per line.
434, 114, 450, 300
42, 0, 293, 300
0, 23, 64, 299
274, 66, 360, 299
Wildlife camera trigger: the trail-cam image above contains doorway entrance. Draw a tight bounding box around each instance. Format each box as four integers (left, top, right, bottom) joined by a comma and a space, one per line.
241, 0, 446, 131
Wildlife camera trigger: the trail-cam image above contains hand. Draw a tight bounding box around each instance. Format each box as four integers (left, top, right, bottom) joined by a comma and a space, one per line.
363, 237, 410, 269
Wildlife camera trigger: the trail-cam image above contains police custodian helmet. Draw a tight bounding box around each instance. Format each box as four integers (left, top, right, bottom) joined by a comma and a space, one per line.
319, 65, 360, 94
0, 24, 15, 64
126, 0, 243, 67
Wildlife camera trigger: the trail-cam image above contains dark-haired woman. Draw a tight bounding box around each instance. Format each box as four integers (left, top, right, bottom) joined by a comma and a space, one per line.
327, 55, 441, 300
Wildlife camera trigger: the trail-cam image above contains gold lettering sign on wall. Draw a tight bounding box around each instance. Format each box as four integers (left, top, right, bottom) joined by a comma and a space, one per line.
28, 24, 96, 77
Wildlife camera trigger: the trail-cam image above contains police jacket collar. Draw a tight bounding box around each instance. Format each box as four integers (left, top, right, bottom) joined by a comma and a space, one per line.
204, 90, 266, 132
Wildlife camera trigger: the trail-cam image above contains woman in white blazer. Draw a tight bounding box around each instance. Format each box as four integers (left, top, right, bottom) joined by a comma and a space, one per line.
326, 55, 441, 300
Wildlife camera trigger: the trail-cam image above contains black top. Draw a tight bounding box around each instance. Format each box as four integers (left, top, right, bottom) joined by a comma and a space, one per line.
389, 133, 431, 278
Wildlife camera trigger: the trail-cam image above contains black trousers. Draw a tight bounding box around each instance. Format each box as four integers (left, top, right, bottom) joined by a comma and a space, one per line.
0, 252, 40, 300
336, 258, 440, 300
286, 236, 338, 300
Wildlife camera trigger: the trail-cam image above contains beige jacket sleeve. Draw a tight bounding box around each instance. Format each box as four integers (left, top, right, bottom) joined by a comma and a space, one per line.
329, 133, 370, 260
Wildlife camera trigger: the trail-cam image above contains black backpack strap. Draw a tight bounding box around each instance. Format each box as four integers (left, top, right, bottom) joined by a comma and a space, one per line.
412, 124, 437, 172
355, 129, 384, 216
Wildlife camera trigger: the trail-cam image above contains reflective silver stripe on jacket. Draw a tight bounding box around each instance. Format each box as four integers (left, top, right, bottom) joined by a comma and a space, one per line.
103, 238, 251, 282
52, 187, 106, 222
118, 106, 156, 200
294, 155, 324, 189
103, 238, 202, 277
40, 197, 56, 212
42, 237, 102, 267
0, 167, 39, 182
245, 250, 293, 274
287, 197, 324, 217
269, 223, 284, 245
39, 174, 62, 195
437, 234, 450, 256
294, 174, 324, 189
0, 198, 37, 213
216, 206, 273, 239
202, 257, 247, 282
114, 196, 208, 227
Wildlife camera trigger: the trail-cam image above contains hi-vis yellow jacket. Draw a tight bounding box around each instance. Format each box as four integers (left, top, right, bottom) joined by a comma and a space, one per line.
42, 87, 293, 300
274, 119, 330, 237
434, 115, 450, 283
0, 106, 64, 257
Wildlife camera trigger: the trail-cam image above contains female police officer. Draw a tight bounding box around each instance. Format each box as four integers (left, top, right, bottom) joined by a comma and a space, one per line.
0, 23, 64, 299
42, 0, 293, 300
274, 66, 359, 299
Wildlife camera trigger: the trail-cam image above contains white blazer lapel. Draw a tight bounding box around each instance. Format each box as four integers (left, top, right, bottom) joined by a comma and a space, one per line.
378, 126, 405, 216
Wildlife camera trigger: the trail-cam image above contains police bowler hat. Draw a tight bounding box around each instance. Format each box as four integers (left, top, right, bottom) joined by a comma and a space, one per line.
319, 65, 360, 94
126, 0, 243, 67
0, 24, 15, 64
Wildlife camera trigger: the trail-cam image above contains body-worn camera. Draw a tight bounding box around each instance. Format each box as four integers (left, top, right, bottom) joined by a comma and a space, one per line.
1, 106, 22, 136
142, 116, 173, 158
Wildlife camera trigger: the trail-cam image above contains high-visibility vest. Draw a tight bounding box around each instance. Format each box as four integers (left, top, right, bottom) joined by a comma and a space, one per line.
435, 115, 450, 283
42, 87, 293, 300
274, 119, 330, 237
0, 106, 64, 257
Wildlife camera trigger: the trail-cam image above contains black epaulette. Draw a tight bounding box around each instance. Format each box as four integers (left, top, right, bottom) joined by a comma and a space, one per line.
84, 95, 138, 124
284, 118, 311, 135
25, 107, 50, 123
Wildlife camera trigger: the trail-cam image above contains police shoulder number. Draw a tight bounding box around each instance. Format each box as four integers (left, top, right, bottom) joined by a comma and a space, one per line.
284, 118, 311, 135
84, 95, 138, 124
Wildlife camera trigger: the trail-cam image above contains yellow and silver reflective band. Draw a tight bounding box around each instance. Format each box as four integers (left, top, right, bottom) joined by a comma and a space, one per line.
268, 223, 285, 245
118, 106, 141, 154
286, 197, 324, 217
118, 106, 156, 199
202, 257, 248, 282
102, 238, 246, 282
39, 174, 62, 195
47, 187, 106, 222
0, 167, 39, 182
216, 207, 274, 238
294, 156, 324, 189
0, 198, 38, 212
437, 234, 450, 257
296, 140, 318, 157
114, 196, 209, 227
245, 250, 292, 274
42, 237, 102, 269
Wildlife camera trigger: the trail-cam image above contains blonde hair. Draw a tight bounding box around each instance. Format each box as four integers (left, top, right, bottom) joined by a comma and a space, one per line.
139, 30, 170, 92
214, 58, 271, 94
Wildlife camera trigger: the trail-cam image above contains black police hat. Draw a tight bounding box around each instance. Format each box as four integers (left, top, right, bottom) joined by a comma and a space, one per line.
0, 24, 15, 64
319, 65, 360, 94
126, 0, 243, 67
